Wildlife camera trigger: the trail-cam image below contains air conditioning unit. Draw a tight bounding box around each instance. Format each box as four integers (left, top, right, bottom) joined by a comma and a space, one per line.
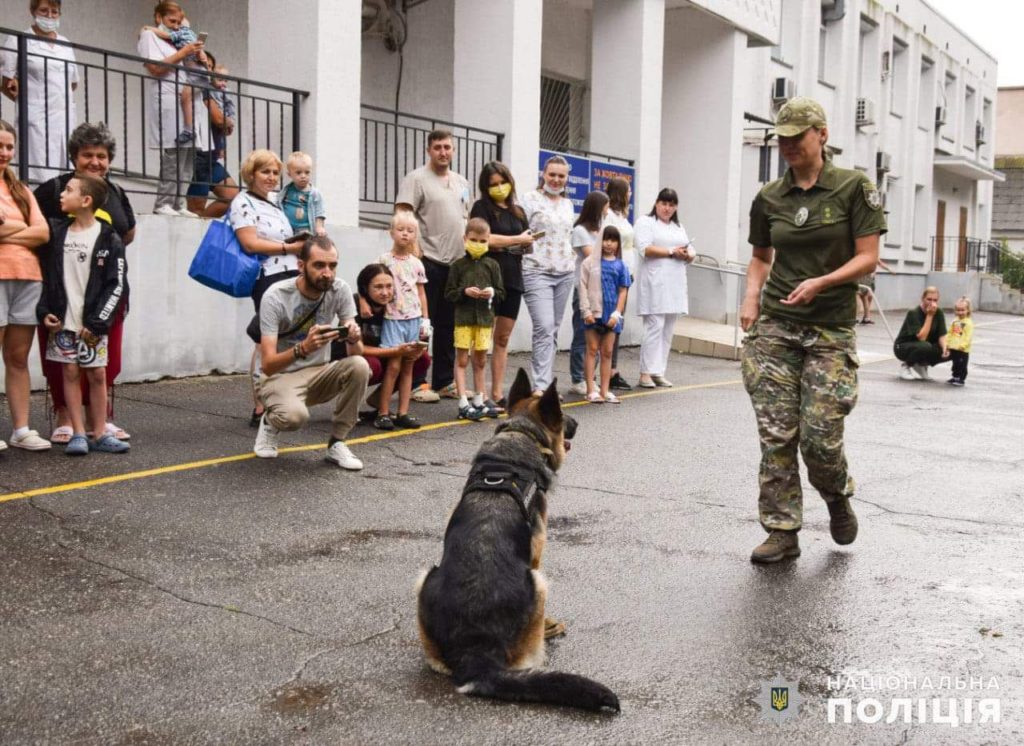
772, 77, 796, 103
935, 105, 947, 126
976, 121, 986, 145
876, 151, 892, 172
856, 98, 876, 127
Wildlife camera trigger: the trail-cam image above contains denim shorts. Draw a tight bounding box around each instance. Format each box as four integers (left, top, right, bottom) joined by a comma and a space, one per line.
186, 151, 230, 197
380, 317, 421, 348
0, 280, 42, 326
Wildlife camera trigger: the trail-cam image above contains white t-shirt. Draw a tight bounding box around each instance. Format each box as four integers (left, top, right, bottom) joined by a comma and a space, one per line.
137, 30, 209, 150
61, 221, 101, 332
570, 224, 599, 276
229, 191, 297, 275
521, 190, 576, 275
259, 278, 358, 373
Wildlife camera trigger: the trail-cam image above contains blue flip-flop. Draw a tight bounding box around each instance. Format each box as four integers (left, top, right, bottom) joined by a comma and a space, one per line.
65, 434, 89, 456
89, 433, 130, 454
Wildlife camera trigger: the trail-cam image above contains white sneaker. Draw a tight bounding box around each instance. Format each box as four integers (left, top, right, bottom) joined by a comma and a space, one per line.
153, 205, 179, 216
9, 430, 52, 451
913, 364, 930, 380
253, 415, 279, 458
568, 381, 588, 396
0, 439, 7, 452
177, 208, 201, 218
326, 441, 363, 470
899, 364, 919, 381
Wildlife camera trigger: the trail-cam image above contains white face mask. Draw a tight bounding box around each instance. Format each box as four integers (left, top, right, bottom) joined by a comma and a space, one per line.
35, 15, 60, 33
542, 183, 564, 196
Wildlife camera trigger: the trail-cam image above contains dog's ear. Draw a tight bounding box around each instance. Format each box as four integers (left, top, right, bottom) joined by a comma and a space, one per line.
537, 379, 563, 432
507, 368, 533, 413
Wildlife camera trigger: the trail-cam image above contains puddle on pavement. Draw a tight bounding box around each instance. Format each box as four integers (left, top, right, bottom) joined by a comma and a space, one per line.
267, 683, 334, 716
547, 514, 596, 546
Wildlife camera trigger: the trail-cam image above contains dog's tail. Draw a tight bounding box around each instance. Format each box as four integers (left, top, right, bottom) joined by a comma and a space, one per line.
453, 656, 620, 713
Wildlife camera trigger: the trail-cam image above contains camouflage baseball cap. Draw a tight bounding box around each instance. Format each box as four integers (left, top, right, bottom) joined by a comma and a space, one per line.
773, 97, 828, 137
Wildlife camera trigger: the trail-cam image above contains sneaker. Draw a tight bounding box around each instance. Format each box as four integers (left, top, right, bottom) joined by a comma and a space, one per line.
750, 530, 801, 563
8, 430, 52, 451
950, 378, 965, 387
913, 364, 930, 380
89, 433, 130, 454
898, 364, 919, 381
638, 377, 657, 389
326, 441, 363, 470
0, 439, 6, 452
609, 373, 632, 391
651, 375, 673, 388
176, 208, 201, 218
154, 205, 179, 217
175, 128, 195, 144
568, 381, 588, 396
457, 404, 484, 421
826, 498, 858, 545
393, 413, 422, 429
253, 415, 279, 458
65, 434, 89, 456
412, 384, 440, 403
480, 400, 502, 418
437, 382, 459, 399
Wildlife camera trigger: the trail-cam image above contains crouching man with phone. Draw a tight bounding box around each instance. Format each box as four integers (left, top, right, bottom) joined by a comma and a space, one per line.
254, 235, 371, 469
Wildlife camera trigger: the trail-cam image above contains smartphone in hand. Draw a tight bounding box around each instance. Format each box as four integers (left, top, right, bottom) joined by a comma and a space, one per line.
286, 230, 313, 243
320, 326, 350, 339
197, 31, 208, 44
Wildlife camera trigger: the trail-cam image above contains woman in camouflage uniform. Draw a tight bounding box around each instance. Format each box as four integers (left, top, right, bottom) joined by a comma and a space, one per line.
739, 98, 887, 563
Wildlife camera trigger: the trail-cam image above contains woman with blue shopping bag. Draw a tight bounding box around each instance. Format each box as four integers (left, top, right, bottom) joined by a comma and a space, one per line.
228, 149, 307, 423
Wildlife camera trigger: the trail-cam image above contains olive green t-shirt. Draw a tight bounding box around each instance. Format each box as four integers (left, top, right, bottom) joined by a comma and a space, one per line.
748, 161, 887, 325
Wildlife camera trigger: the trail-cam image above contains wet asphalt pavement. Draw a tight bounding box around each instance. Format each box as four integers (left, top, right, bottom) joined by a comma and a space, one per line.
1, 312, 1022, 745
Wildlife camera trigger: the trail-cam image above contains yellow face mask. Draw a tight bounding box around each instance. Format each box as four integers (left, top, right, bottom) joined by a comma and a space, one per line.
488, 183, 512, 202
465, 240, 489, 259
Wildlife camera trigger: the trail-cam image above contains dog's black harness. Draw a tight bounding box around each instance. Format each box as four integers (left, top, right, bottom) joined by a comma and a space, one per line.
460, 422, 555, 524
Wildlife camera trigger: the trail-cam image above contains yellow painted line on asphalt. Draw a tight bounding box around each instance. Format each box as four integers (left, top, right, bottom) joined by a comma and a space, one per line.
0, 379, 741, 505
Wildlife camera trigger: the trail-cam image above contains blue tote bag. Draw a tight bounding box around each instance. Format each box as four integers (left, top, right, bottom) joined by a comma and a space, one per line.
188, 213, 261, 298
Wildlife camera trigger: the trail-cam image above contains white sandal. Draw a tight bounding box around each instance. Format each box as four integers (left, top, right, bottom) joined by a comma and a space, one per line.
586, 392, 603, 403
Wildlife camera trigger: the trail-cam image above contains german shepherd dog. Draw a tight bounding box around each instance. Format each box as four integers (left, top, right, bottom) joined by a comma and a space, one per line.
415, 370, 620, 713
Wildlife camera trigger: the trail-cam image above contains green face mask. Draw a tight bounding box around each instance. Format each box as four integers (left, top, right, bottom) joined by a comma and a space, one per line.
488, 183, 512, 202
465, 240, 489, 259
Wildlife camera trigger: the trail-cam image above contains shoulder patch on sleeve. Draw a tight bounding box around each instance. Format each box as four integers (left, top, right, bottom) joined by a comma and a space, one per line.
862, 179, 882, 210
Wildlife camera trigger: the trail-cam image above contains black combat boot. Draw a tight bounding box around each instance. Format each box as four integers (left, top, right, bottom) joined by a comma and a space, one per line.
750, 530, 800, 563
827, 498, 858, 545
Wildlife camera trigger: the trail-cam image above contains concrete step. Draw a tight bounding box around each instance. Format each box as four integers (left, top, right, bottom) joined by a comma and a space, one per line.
671, 316, 895, 366
672, 316, 745, 360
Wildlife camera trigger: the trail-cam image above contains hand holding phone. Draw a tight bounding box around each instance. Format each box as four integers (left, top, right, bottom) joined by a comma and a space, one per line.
320, 325, 349, 339
530, 229, 547, 240
285, 230, 312, 244
196, 31, 208, 45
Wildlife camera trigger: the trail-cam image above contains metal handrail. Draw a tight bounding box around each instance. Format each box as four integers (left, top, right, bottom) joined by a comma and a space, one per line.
687, 257, 748, 351
0, 27, 309, 96
361, 103, 503, 138
1, 26, 307, 201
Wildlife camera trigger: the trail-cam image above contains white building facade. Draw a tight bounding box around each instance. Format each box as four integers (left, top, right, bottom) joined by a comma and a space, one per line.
0, 0, 1001, 388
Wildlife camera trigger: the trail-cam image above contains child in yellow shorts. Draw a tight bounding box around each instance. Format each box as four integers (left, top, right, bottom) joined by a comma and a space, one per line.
445, 218, 505, 420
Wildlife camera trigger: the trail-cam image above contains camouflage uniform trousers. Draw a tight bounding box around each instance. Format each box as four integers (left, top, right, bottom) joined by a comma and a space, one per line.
740, 316, 860, 532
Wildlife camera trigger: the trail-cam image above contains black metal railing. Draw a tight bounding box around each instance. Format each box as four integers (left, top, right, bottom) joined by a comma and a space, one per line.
930, 236, 1002, 274
0, 27, 307, 205
360, 103, 503, 225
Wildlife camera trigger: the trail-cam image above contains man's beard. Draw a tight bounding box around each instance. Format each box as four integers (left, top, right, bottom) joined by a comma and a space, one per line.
306, 270, 332, 291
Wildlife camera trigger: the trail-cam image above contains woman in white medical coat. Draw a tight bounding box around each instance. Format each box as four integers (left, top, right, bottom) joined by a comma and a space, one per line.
0, 0, 78, 183
633, 187, 695, 388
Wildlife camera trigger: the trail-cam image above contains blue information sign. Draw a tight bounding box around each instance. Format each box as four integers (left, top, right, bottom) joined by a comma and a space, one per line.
538, 149, 636, 222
